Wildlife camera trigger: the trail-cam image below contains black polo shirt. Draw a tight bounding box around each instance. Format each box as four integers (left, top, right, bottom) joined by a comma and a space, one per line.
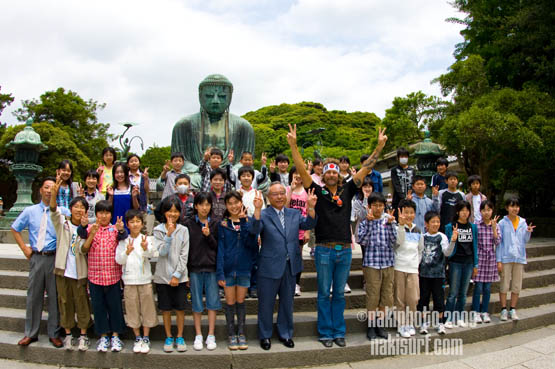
307, 180, 358, 244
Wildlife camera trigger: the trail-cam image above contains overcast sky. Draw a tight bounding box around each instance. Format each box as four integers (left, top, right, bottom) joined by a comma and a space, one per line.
1, 0, 464, 153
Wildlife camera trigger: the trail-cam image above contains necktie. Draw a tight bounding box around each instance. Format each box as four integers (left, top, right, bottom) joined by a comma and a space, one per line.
36, 207, 48, 252
279, 210, 285, 230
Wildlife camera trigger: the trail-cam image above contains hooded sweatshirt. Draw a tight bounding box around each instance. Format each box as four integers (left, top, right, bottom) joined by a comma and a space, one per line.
496, 215, 531, 264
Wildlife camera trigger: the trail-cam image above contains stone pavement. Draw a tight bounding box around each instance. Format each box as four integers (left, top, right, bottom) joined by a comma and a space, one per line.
277, 324, 555, 369
1, 325, 554, 369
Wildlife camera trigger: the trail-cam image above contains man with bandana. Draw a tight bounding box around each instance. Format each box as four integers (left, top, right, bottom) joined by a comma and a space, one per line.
285, 124, 388, 348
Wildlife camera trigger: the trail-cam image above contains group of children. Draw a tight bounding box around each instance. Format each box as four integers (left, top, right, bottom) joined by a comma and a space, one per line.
356, 152, 535, 341
46, 147, 273, 354
42, 145, 535, 354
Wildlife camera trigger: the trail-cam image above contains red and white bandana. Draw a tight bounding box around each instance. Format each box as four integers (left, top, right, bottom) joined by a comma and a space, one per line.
323, 163, 339, 174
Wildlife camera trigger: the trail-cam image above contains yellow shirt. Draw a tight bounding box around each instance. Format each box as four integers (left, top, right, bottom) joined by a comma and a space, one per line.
511, 216, 520, 231
101, 170, 113, 196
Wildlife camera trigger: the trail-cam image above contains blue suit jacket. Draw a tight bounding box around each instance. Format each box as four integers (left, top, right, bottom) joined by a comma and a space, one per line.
251, 207, 317, 279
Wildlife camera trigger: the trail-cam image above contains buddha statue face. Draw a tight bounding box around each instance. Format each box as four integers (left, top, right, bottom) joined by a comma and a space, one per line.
199, 85, 232, 116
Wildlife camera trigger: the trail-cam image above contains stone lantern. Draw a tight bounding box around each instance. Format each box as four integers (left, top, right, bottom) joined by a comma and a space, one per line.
1, 118, 47, 222
413, 131, 444, 196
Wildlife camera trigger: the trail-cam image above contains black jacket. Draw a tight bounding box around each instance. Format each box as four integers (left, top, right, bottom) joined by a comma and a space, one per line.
184, 217, 219, 273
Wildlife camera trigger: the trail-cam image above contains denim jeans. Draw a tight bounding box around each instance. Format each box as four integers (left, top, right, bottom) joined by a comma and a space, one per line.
314, 245, 352, 339
189, 272, 221, 313
471, 282, 492, 313
445, 262, 473, 322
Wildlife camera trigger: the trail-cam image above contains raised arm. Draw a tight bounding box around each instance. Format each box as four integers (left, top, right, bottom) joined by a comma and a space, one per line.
286, 124, 312, 188
81, 223, 98, 254
50, 175, 63, 212
352, 127, 388, 188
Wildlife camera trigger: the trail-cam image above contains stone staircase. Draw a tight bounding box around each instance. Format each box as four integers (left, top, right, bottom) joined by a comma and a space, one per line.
0, 238, 553, 369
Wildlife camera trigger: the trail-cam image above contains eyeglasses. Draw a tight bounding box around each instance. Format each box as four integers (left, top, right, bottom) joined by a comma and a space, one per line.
269, 192, 286, 197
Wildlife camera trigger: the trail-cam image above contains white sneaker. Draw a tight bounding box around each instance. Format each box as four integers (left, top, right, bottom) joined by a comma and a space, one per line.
111, 336, 123, 352
97, 336, 110, 352
78, 336, 89, 351
344, 283, 352, 294
457, 319, 467, 328
398, 326, 411, 338
408, 325, 416, 336
419, 322, 429, 335
133, 337, 143, 353
205, 335, 217, 351
509, 309, 519, 320
63, 335, 73, 350
141, 337, 151, 354
437, 324, 446, 335
295, 284, 301, 297
500, 309, 508, 321
444, 321, 454, 329
473, 312, 483, 324
193, 335, 203, 351
482, 312, 491, 323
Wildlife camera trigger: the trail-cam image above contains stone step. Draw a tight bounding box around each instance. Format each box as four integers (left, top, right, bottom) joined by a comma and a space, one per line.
1, 253, 554, 294
0, 238, 553, 273
0, 284, 552, 341
300, 254, 555, 291
0, 302, 553, 369
1, 265, 554, 315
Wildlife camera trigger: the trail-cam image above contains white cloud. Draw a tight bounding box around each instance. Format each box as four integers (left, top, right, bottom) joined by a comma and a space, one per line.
0, 0, 464, 153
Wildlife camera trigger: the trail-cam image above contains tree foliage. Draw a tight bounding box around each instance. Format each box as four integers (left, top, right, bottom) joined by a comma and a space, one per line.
140, 145, 172, 178
0, 123, 94, 208
13, 87, 110, 163
243, 102, 381, 165
449, 0, 555, 95
381, 91, 448, 151
436, 5, 555, 215
0, 86, 14, 138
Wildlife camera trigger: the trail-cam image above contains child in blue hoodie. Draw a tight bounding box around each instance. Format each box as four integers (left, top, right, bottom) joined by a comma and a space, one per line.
217, 190, 260, 351
496, 197, 535, 321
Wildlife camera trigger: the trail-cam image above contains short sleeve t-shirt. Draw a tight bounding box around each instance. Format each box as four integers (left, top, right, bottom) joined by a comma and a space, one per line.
450, 222, 473, 264
472, 195, 482, 223
287, 187, 308, 240
420, 232, 449, 278
101, 169, 113, 196
64, 223, 79, 279
308, 179, 358, 244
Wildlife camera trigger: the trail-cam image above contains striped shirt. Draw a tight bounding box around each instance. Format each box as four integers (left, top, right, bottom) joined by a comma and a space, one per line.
358, 216, 397, 269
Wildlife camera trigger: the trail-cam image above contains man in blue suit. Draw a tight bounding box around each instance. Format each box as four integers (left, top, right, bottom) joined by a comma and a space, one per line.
251, 182, 317, 350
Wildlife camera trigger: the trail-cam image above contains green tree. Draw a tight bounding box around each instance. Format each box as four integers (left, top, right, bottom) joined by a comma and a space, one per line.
449, 0, 555, 94
140, 145, 172, 178
381, 91, 448, 151
438, 86, 555, 211
243, 102, 381, 165
433, 55, 490, 114
0, 86, 14, 137
0, 122, 93, 207
13, 87, 111, 163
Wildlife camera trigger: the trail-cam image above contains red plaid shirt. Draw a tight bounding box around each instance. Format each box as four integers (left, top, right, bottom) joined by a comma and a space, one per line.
87, 224, 123, 286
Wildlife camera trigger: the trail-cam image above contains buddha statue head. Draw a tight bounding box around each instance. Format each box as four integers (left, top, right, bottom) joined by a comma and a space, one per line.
198, 74, 234, 120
